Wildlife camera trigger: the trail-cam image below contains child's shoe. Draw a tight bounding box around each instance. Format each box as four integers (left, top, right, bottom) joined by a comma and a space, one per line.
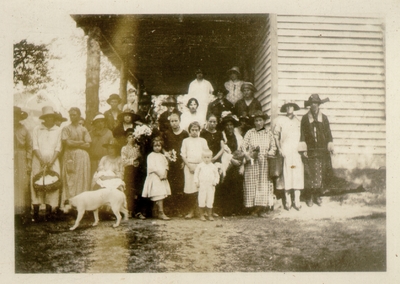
207, 208, 214, 221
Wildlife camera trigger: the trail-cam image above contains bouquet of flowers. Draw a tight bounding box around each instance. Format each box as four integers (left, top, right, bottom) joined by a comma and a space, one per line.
133, 125, 152, 142
164, 149, 177, 162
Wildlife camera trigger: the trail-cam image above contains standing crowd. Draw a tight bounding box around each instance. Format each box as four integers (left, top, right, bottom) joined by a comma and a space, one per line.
14, 67, 334, 223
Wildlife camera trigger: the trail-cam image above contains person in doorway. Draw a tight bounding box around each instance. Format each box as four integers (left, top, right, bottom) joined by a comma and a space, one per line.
234, 82, 262, 118
206, 87, 234, 122
30, 106, 62, 222
224, 66, 244, 105
61, 107, 91, 210
14, 106, 32, 220
187, 69, 214, 123
273, 102, 304, 211
299, 94, 334, 207
104, 94, 122, 131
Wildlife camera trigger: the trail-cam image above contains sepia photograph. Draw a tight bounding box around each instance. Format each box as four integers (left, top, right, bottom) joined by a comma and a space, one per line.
2, 0, 400, 283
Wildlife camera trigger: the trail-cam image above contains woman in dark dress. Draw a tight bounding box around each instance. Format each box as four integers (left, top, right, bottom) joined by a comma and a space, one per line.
200, 114, 224, 163
162, 113, 189, 215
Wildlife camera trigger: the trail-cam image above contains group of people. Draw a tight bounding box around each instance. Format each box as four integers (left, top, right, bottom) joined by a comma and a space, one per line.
14, 66, 335, 223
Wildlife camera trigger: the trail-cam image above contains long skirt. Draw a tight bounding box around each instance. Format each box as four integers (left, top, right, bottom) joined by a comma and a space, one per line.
303, 152, 334, 191
243, 157, 274, 207
14, 149, 31, 214
61, 148, 91, 209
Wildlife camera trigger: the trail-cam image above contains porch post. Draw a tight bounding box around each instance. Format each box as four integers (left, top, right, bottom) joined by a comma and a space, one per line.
85, 26, 101, 129
119, 62, 128, 106
269, 14, 279, 121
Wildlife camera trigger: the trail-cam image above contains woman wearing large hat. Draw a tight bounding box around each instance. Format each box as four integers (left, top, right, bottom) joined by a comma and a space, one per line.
206, 87, 234, 122
299, 94, 334, 207
224, 66, 244, 105
113, 110, 142, 149
158, 96, 182, 133
240, 110, 276, 217
104, 93, 122, 131
31, 106, 62, 221
14, 106, 32, 219
273, 101, 303, 211
233, 82, 262, 121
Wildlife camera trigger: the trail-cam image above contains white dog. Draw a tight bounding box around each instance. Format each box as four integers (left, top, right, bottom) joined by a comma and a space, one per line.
66, 187, 129, 231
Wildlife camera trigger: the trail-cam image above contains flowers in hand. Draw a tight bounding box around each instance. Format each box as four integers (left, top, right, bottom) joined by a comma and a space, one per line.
165, 149, 177, 162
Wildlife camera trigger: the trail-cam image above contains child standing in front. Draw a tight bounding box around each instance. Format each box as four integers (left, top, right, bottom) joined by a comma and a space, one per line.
121, 128, 141, 218
194, 149, 220, 221
142, 138, 171, 220
181, 121, 209, 219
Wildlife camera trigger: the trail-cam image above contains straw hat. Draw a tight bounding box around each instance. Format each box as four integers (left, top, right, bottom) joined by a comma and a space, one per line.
212, 87, 228, 96
251, 110, 269, 121
218, 111, 240, 130
55, 112, 68, 122
91, 113, 105, 124
304, 94, 330, 108
39, 106, 57, 120
240, 82, 257, 93
117, 111, 142, 123
280, 101, 300, 113
106, 94, 122, 105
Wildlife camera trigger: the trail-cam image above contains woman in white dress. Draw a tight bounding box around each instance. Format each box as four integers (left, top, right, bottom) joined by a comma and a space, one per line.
180, 98, 205, 132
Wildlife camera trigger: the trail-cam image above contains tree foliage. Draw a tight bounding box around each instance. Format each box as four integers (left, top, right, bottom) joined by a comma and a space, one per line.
14, 39, 52, 89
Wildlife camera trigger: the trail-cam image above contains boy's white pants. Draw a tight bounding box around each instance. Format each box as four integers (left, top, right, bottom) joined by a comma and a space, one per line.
198, 184, 215, 208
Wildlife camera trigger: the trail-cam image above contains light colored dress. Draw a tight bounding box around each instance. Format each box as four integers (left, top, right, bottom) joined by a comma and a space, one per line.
241, 128, 276, 207
89, 127, 113, 177
91, 155, 124, 189
181, 137, 209, 194
224, 80, 244, 105
274, 115, 304, 190
180, 111, 206, 132
61, 124, 91, 206
142, 152, 171, 201
30, 124, 62, 208
188, 79, 214, 123
14, 123, 32, 214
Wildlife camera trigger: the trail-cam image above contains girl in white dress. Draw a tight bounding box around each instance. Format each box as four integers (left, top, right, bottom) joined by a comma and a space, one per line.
142, 138, 171, 220
180, 121, 209, 218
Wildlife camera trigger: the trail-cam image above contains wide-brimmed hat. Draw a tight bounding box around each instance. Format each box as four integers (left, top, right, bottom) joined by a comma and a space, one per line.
212, 87, 228, 96
304, 94, 330, 108
106, 94, 122, 105
39, 106, 57, 120
280, 101, 300, 113
218, 111, 240, 130
138, 94, 152, 105
226, 66, 241, 75
239, 112, 250, 121
240, 82, 257, 93
91, 113, 105, 124
251, 110, 269, 121
54, 112, 67, 122
162, 96, 177, 106
14, 106, 28, 121
102, 138, 119, 149
117, 111, 142, 123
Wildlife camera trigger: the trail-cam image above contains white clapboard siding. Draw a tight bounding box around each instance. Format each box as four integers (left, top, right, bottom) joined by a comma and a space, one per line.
275, 15, 385, 167
254, 15, 273, 119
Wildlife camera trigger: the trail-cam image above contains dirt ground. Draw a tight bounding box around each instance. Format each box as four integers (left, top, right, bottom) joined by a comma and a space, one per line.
15, 192, 386, 273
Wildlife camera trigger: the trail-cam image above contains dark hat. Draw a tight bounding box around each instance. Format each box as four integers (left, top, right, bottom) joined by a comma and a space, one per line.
218, 111, 240, 130
102, 138, 119, 149
14, 106, 28, 121
39, 106, 57, 120
162, 96, 177, 106
125, 128, 135, 136
226, 66, 241, 75
106, 94, 122, 105
304, 94, 330, 108
280, 102, 300, 113
117, 111, 142, 123
240, 82, 257, 93
138, 94, 152, 105
212, 87, 228, 96
251, 110, 269, 121
239, 112, 250, 121
55, 112, 68, 122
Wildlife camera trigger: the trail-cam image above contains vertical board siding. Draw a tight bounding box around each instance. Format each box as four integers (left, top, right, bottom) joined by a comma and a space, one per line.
275, 15, 385, 165
253, 16, 272, 121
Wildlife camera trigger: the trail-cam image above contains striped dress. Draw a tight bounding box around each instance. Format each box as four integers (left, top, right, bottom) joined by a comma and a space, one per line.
241, 128, 276, 207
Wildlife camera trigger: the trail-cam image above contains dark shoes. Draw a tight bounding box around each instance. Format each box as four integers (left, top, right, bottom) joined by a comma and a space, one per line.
306, 198, 314, 207
135, 212, 146, 220
292, 204, 302, 211
313, 196, 322, 206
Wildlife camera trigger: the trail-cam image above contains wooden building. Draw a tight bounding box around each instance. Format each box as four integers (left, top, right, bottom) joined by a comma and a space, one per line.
72, 14, 386, 185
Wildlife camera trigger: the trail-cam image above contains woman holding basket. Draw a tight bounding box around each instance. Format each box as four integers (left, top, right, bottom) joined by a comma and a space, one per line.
31, 106, 62, 222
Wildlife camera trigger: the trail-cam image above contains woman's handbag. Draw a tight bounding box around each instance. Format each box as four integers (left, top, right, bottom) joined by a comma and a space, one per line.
268, 154, 284, 178
33, 168, 62, 193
